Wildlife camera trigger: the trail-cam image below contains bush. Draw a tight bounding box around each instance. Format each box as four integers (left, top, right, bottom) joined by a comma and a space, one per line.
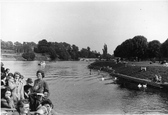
22, 52, 35, 61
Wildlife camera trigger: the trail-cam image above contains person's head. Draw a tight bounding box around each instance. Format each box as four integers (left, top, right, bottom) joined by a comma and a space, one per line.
1, 62, 4, 67
35, 106, 48, 115
26, 78, 33, 85
16, 99, 30, 114
36, 70, 45, 80
5, 68, 10, 73
43, 89, 49, 99
7, 73, 14, 80
20, 75, 24, 80
14, 72, 21, 81
41, 99, 54, 113
2, 87, 12, 98
1, 72, 6, 80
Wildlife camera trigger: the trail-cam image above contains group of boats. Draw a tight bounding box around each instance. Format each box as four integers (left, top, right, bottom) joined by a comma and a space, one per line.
110, 72, 168, 91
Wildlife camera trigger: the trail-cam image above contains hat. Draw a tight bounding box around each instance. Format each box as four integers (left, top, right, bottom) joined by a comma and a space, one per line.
26, 78, 33, 83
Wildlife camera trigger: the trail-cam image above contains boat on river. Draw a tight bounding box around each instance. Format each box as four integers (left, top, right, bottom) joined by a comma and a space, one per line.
110, 72, 164, 90
38, 61, 46, 66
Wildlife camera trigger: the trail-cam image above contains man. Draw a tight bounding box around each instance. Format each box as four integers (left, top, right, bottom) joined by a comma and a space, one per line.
12, 99, 30, 115
35, 99, 57, 115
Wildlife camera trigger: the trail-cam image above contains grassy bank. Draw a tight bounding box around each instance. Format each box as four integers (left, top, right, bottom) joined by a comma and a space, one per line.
1, 49, 50, 61
89, 61, 168, 82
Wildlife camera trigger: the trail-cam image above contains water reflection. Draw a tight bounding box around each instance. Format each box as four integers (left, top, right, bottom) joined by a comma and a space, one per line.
2, 61, 168, 114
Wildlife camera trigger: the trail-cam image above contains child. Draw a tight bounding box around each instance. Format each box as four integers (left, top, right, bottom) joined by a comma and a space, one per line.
24, 78, 33, 99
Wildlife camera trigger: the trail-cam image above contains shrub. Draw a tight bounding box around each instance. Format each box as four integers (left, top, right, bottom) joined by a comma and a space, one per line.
22, 52, 35, 61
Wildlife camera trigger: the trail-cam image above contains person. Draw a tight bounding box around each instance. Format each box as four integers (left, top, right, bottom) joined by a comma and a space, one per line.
24, 78, 33, 99
35, 99, 57, 115
1, 72, 7, 89
1, 87, 15, 109
29, 70, 49, 111
19, 75, 25, 84
34, 106, 48, 115
5, 68, 10, 76
1, 62, 5, 73
153, 74, 162, 83
29, 92, 44, 111
6, 73, 14, 86
31, 70, 49, 94
9, 72, 25, 105
12, 99, 31, 115
42, 89, 50, 101
158, 74, 162, 83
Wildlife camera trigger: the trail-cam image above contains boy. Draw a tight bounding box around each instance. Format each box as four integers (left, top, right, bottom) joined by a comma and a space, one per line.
24, 78, 33, 99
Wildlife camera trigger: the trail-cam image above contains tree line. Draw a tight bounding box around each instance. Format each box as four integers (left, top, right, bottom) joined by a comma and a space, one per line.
114, 35, 168, 61
1, 39, 110, 61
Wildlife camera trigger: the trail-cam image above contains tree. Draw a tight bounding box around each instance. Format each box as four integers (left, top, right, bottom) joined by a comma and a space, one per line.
114, 35, 148, 60
71, 45, 79, 60
22, 52, 35, 61
14, 41, 22, 46
80, 48, 89, 58
160, 38, 168, 58
1, 40, 14, 49
147, 40, 161, 59
131, 35, 148, 60
37, 39, 49, 53
48, 46, 58, 60
102, 44, 108, 60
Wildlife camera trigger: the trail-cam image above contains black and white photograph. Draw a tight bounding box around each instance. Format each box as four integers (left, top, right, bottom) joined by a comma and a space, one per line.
1, 0, 168, 114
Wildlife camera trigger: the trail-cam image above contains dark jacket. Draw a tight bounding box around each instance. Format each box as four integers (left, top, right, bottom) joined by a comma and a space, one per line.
32, 79, 49, 94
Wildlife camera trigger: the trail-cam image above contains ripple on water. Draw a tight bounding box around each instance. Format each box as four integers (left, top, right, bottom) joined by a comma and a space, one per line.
3, 61, 168, 114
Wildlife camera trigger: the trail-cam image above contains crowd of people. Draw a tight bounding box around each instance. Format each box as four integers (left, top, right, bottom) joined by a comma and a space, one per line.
1, 62, 57, 115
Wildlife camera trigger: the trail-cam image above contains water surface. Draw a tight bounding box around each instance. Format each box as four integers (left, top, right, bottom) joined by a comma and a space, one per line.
3, 61, 168, 114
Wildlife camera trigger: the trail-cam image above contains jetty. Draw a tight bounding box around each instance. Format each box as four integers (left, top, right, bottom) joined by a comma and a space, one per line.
110, 72, 168, 90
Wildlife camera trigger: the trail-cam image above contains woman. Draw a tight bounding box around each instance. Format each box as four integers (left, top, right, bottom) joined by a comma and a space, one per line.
1, 87, 15, 109
29, 70, 49, 111
31, 70, 49, 94
8, 72, 24, 104
12, 99, 30, 115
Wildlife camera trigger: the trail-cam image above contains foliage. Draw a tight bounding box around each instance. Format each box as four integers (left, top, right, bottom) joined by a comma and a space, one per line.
22, 52, 35, 61
114, 35, 148, 60
102, 44, 108, 59
160, 39, 168, 58
48, 46, 58, 60
1, 40, 14, 49
37, 39, 49, 53
147, 40, 161, 59
80, 48, 89, 58
132, 36, 148, 60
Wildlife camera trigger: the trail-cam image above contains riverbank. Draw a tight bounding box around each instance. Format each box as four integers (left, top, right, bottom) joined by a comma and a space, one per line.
88, 61, 168, 82
1, 49, 50, 61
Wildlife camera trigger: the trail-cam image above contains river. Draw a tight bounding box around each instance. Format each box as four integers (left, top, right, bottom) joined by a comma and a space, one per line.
2, 61, 168, 114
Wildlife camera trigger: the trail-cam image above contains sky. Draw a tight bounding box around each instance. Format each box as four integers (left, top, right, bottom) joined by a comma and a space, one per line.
1, 0, 168, 54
